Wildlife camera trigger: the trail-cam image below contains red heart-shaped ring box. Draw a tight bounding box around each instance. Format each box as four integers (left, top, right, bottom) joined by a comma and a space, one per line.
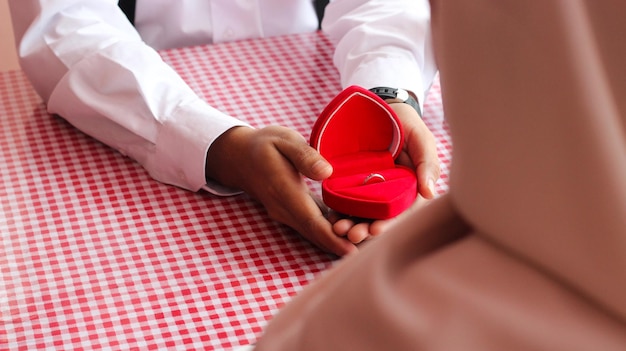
310, 85, 418, 219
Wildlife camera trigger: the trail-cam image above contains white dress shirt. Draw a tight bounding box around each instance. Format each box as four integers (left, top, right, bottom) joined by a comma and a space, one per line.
9, 0, 435, 195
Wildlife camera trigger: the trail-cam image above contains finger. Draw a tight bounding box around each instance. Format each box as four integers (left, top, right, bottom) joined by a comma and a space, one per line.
346, 222, 372, 244
283, 195, 357, 256
326, 210, 343, 225
395, 151, 414, 169
412, 147, 440, 198
271, 127, 333, 180
300, 209, 359, 256
332, 218, 356, 237
405, 125, 441, 199
395, 147, 440, 199
369, 218, 396, 236
417, 160, 440, 199
390, 104, 441, 199
265, 175, 356, 256
310, 192, 329, 217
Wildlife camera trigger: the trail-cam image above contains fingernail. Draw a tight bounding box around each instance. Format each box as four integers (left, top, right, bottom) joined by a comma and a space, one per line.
428, 178, 436, 196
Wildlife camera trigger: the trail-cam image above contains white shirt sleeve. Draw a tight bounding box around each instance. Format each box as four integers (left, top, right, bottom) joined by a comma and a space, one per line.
9, 0, 249, 194
322, 0, 437, 110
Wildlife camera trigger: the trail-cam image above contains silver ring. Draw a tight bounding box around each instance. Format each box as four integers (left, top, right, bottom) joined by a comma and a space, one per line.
363, 173, 386, 185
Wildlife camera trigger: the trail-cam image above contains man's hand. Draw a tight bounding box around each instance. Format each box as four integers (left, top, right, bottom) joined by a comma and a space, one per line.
331, 101, 441, 243
205, 125, 358, 257
390, 101, 441, 200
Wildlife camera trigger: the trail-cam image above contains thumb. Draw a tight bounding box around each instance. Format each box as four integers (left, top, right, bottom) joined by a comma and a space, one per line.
277, 135, 333, 180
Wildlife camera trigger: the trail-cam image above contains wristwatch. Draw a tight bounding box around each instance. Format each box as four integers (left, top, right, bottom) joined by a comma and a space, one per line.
369, 87, 422, 117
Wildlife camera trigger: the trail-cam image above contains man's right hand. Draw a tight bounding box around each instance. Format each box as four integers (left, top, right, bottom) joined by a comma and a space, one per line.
205, 125, 358, 257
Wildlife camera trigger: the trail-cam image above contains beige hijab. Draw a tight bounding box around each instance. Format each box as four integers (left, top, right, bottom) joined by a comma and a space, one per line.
253, 1, 626, 349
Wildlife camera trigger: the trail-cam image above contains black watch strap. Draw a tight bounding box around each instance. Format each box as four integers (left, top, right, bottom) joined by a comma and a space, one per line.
369, 87, 422, 117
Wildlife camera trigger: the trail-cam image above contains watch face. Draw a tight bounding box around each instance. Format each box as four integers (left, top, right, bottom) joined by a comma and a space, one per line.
395, 89, 409, 102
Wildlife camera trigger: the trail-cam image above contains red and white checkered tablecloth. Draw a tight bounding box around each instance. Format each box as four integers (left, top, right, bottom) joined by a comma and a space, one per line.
0, 31, 451, 350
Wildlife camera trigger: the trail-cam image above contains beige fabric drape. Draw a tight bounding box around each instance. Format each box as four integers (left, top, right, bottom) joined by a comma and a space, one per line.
253, 1, 626, 349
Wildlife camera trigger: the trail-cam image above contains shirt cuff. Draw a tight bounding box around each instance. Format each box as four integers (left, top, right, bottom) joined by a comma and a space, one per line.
150, 98, 250, 192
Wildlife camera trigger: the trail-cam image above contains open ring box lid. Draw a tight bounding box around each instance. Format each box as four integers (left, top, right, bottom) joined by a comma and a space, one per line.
310, 85, 417, 219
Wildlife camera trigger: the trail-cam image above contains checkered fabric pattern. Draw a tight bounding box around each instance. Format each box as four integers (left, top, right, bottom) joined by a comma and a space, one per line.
0, 32, 451, 350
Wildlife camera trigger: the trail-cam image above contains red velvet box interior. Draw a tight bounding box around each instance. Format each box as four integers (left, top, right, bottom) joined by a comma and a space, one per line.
310, 86, 417, 219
